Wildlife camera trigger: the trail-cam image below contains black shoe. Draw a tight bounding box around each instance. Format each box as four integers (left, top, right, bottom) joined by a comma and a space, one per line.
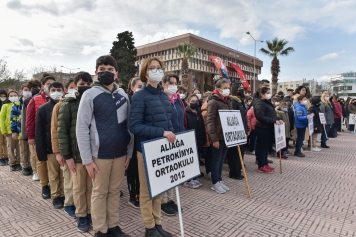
145, 227, 163, 237
0, 159, 6, 166
9, 165, 17, 171
288, 145, 294, 149
321, 143, 330, 148
199, 172, 204, 177
64, 205, 76, 218
120, 190, 123, 197
4, 158, 9, 165
94, 231, 109, 237
230, 174, 244, 180
155, 225, 173, 237
267, 159, 273, 164
53, 197, 64, 209
22, 167, 32, 176
128, 197, 140, 209
15, 164, 22, 171
42, 185, 51, 199
199, 159, 205, 166
76, 216, 89, 232
108, 226, 130, 237
294, 152, 305, 158
161, 203, 177, 216
168, 200, 181, 213
87, 214, 92, 227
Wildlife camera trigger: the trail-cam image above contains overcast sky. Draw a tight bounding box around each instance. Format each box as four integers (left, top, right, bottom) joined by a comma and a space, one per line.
1, 0, 355, 82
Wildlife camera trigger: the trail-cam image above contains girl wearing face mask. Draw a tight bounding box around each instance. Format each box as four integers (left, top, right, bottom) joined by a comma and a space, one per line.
207, 79, 231, 194
320, 90, 334, 148
129, 57, 174, 237
275, 101, 291, 159
184, 94, 206, 189
254, 87, 283, 173
294, 95, 313, 157
192, 89, 203, 108
0, 90, 21, 171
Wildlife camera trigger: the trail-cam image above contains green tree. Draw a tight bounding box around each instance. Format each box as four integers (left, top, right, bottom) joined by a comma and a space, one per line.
110, 31, 137, 90
260, 38, 294, 93
176, 42, 197, 88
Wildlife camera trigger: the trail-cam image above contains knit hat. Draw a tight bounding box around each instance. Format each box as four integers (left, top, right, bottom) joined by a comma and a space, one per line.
0, 90, 7, 95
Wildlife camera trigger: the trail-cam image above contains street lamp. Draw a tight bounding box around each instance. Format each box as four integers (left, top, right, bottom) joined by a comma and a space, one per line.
246, 32, 263, 92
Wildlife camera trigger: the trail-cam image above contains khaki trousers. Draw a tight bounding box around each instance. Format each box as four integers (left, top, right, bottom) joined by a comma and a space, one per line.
47, 154, 64, 199
61, 163, 74, 207
73, 163, 92, 217
92, 157, 125, 233
19, 140, 30, 168
0, 131, 7, 159
137, 152, 162, 229
29, 144, 37, 173
162, 189, 174, 204
6, 136, 20, 166
312, 133, 318, 148
35, 145, 49, 187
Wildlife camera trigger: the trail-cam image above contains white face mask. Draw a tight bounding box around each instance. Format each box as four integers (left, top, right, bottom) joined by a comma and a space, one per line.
67, 89, 77, 94
195, 93, 202, 100
134, 88, 142, 93
265, 93, 272, 100
9, 96, 19, 102
167, 85, 177, 95
325, 96, 329, 101
50, 92, 63, 100
302, 100, 308, 105
44, 86, 49, 93
22, 91, 32, 99
179, 94, 186, 99
148, 70, 164, 82
0, 98, 5, 102
221, 89, 230, 97
274, 102, 280, 106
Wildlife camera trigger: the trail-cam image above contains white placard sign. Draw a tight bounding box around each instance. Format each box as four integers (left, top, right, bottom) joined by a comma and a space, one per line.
319, 113, 326, 125
274, 123, 286, 152
308, 116, 314, 136
218, 110, 247, 147
141, 130, 200, 199
349, 114, 356, 125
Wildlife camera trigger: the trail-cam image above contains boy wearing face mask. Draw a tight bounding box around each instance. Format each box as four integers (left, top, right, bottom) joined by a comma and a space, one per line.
10, 84, 33, 175
0, 90, 21, 171
0, 90, 8, 166
58, 72, 93, 231
76, 55, 133, 237
36, 82, 65, 209
26, 74, 55, 199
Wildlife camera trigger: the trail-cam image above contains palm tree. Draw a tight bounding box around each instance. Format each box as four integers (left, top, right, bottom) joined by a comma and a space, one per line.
260, 38, 294, 93
176, 42, 197, 87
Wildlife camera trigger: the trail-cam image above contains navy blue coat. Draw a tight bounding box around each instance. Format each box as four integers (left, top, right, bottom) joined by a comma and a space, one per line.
170, 97, 185, 133
130, 84, 174, 153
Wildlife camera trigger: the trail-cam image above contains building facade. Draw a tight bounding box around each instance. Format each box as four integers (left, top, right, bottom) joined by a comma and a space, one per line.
136, 33, 263, 92
329, 72, 356, 98
278, 79, 319, 95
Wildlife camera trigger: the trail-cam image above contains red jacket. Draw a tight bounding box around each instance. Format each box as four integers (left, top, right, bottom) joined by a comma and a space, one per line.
247, 109, 256, 131
333, 101, 342, 119
26, 91, 49, 140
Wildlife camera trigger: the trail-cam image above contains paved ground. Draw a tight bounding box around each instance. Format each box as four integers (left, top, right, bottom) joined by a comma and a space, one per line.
1, 131, 356, 237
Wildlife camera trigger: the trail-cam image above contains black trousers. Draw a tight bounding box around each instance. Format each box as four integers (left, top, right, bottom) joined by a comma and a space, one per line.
227, 144, 245, 177
255, 126, 274, 168
248, 130, 257, 152
126, 150, 140, 200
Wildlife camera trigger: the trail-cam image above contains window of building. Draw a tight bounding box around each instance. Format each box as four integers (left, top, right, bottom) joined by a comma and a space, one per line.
296, 84, 299, 87
279, 85, 282, 88
291, 85, 293, 87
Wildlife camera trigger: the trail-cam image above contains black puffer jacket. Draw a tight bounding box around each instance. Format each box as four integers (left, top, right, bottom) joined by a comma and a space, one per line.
185, 106, 206, 149
230, 96, 249, 134
35, 99, 57, 161
254, 98, 279, 128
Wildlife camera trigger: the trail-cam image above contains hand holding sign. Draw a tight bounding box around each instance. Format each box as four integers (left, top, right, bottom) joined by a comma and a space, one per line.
164, 131, 176, 143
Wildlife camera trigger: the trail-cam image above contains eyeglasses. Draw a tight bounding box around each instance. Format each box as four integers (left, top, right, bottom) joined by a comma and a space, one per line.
149, 68, 164, 73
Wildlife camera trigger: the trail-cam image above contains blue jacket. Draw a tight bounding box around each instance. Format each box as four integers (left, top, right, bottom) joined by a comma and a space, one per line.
294, 102, 308, 128
10, 97, 24, 138
130, 84, 174, 153
170, 96, 185, 133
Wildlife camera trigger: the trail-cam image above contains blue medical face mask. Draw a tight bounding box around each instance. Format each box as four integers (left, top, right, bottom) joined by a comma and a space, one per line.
282, 107, 288, 112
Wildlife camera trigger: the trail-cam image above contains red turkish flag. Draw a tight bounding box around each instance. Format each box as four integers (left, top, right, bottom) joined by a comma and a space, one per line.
228, 62, 250, 90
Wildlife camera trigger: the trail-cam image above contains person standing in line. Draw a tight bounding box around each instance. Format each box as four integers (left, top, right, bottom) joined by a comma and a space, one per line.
26, 73, 55, 199
320, 91, 334, 148
308, 97, 323, 151
201, 91, 213, 180
0, 90, 8, 166
275, 101, 290, 159
348, 99, 356, 133
226, 81, 248, 180
247, 102, 256, 155
76, 55, 133, 237
0, 90, 21, 171
332, 95, 342, 132
58, 71, 93, 232
207, 79, 231, 193
130, 57, 174, 237
254, 87, 283, 173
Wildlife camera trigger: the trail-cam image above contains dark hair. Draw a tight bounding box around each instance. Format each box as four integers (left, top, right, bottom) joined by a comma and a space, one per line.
96, 55, 118, 72
140, 57, 164, 83
28, 79, 41, 89
246, 96, 253, 102
192, 88, 201, 93
41, 73, 56, 85
178, 85, 187, 93
215, 79, 228, 89
280, 101, 288, 107
297, 95, 306, 102
48, 81, 64, 91
73, 71, 93, 85
21, 83, 29, 90
278, 91, 284, 95
272, 97, 281, 102
187, 94, 199, 102
65, 79, 74, 89
162, 73, 179, 84
259, 79, 270, 85
231, 82, 242, 97
287, 89, 294, 92
255, 87, 270, 98
246, 90, 251, 94
127, 77, 141, 95
296, 86, 307, 94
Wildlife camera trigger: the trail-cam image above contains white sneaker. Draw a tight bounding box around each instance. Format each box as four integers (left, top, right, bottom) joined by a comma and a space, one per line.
206, 172, 211, 180
32, 173, 39, 181
251, 150, 255, 155
219, 181, 230, 191
211, 183, 226, 194
192, 179, 202, 187
316, 140, 321, 143
184, 180, 199, 189
312, 147, 321, 152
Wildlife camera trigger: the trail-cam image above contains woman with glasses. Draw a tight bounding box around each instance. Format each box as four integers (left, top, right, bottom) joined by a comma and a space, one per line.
130, 57, 174, 237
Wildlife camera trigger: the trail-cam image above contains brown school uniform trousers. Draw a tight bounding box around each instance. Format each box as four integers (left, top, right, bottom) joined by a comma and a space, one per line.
19, 140, 30, 168
6, 136, 20, 166
72, 163, 92, 217
47, 154, 64, 199
0, 131, 7, 159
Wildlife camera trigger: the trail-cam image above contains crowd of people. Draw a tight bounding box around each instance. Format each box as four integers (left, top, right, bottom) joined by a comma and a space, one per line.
0, 55, 354, 237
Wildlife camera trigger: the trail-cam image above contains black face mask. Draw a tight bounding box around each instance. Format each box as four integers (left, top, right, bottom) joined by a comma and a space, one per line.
190, 103, 198, 110
315, 103, 321, 107
78, 86, 91, 95
98, 71, 115, 86
237, 89, 245, 98
31, 89, 40, 96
